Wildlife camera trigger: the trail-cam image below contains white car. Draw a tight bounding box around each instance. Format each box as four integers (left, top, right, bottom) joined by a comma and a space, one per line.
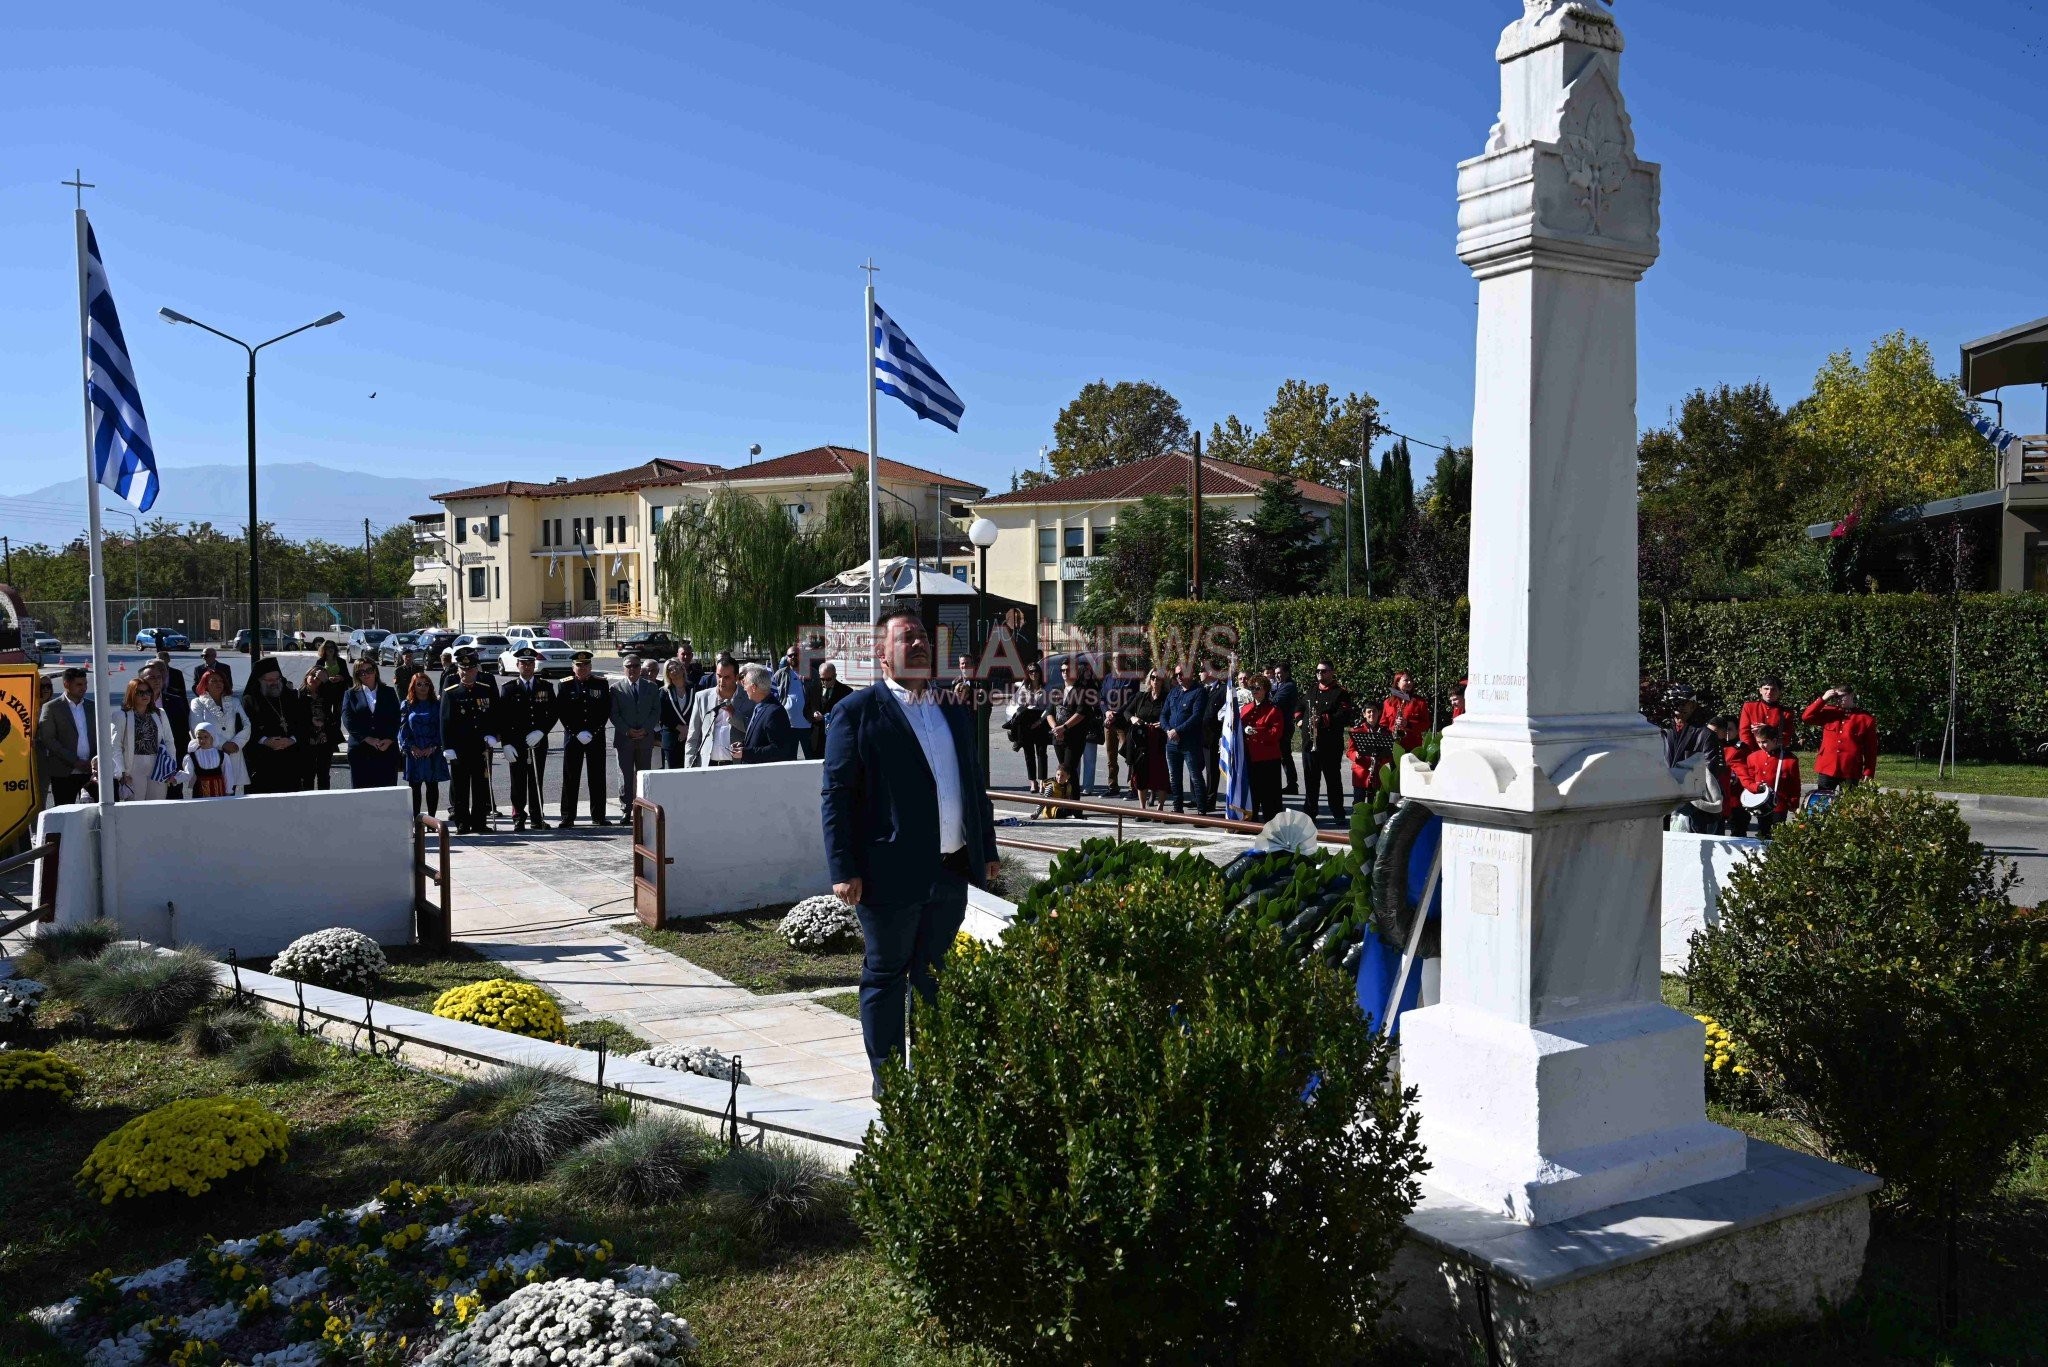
503, 625, 546, 642
452, 632, 512, 674
499, 637, 576, 678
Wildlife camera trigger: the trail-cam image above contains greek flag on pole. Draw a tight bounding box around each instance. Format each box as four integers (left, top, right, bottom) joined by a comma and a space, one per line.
872, 303, 965, 432
1971, 412, 2025, 459
84, 222, 160, 513
1217, 667, 1252, 821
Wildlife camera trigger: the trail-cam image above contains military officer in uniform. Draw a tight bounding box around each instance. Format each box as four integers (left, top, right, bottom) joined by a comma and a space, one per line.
439, 649, 497, 834
556, 650, 613, 827
497, 646, 558, 832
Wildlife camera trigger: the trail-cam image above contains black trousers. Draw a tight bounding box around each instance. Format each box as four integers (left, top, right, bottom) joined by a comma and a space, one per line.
1203, 740, 1221, 811
1279, 729, 1298, 791
1249, 759, 1284, 821
410, 780, 440, 818
1303, 745, 1346, 821
450, 748, 490, 830
51, 775, 95, 806
854, 861, 970, 1095
510, 742, 548, 822
560, 736, 606, 822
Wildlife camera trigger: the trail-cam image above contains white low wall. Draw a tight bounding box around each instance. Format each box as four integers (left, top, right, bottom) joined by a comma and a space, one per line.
1660, 830, 1764, 973
639, 760, 830, 920
31, 787, 417, 957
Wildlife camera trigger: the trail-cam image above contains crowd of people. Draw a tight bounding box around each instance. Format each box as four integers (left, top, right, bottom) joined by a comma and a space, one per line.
29, 634, 848, 836
1661, 674, 1879, 838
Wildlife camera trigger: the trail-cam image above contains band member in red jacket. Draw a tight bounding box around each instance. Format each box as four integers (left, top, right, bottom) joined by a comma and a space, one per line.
1380, 669, 1433, 750
1738, 675, 1795, 754
1801, 685, 1878, 791
1240, 674, 1286, 821
1713, 716, 1748, 836
1740, 725, 1802, 838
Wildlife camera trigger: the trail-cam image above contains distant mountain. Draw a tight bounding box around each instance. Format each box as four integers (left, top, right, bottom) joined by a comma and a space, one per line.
0, 462, 454, 545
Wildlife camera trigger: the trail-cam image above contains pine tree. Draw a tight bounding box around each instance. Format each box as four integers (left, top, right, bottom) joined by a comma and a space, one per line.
1237, 475, 1333, 598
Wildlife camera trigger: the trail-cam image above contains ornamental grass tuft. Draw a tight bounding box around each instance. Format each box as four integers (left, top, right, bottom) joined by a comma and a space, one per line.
68, 944, 224, 1035
556, 1115, 723, 1207
17, 919, 120, 979
709, 1141, 847, 1243
176, 1004, 269, 1058
417, 1065, 612, 1182
226, 1029, 303, 1082
854, 862, 1427, 1366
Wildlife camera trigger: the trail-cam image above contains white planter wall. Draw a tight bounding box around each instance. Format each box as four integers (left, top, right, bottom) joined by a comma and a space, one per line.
638, 760, 830, 920
1660, 830, 1764, 973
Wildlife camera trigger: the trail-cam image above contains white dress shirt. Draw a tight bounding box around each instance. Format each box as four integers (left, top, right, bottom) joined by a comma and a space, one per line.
883, 676, 965, 855
712, 693, 736, 759
67, 696, 91, 762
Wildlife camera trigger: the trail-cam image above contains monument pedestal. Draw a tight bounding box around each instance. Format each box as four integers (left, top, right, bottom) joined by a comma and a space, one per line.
1390, 1140, 1878, 1367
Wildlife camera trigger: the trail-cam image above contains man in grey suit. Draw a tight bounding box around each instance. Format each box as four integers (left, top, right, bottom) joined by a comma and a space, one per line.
36, 666, 98, 806
682, 654, 756, 767
610, 654, 663, 806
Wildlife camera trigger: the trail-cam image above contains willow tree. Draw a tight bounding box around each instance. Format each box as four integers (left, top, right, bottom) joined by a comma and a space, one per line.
654, 473, 913, 654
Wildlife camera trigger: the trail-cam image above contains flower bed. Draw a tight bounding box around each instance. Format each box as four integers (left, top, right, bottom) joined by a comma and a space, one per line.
78, 1098, 290, 1203
272, 929, 390, 993
32, 1180, 690, 1366
431, 979, 564, 1041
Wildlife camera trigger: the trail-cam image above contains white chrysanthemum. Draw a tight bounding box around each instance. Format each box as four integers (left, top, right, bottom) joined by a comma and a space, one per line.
777, 895, 860, 951
0, 976, 47, 1024
247, 1344, 325, 1366
425, 1278, 696, 1366
637, 1044, 750, 1084
271, 928, 390, 991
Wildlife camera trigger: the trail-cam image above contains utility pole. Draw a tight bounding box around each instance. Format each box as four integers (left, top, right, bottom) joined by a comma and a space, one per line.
364, 518, 375, 625
1189, 430, 1204, 601
1359, 424, 1375, 598
1, 535, 11, 584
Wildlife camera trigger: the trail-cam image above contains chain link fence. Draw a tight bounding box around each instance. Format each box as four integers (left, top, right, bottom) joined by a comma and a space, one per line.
23, 597, 433, 646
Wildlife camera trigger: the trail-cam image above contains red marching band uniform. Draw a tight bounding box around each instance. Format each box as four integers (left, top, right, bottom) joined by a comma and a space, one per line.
1802, 696, 1879, 784
1352, 691, 1432, 792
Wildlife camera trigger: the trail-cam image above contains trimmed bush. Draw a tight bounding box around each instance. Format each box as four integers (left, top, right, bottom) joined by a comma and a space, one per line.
708, 1142, 847, 1243
417, 1066, 613, 1181
176, 1004, 268, 1058
432, 978, 565, 1040
0, 1050, 83, 1114
66, 944, 223, 1035
1154, 591, 2048, 759
271, 926, 389, 991
1687, 785, 2048, 1215
557, 1116, 722, 1207
853, 865, 1426, 1365
76, 1096, 289, 1202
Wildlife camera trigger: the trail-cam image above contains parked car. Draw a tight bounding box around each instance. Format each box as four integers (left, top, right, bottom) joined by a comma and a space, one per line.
231, 628, 283, 652
346, 628, 392, 663
378, 631, 424, 666
452, 633, 512, 674
134, 627, 191, 651
29, 632, 62, 663
614, 630, 678, 659
503, 625, 545, 642
499, 637, 576, 677
414, 629, 460, 663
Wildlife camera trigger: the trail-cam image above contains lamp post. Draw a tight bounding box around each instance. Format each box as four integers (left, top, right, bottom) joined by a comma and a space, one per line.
108, 507, 142, 639
159, 307, 344, 661
968, 516, 1000, 776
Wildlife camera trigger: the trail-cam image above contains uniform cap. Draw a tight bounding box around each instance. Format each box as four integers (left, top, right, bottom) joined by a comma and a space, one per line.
514, 646, 539, 659
455, 648, 480, 666
571, 650, 594, 663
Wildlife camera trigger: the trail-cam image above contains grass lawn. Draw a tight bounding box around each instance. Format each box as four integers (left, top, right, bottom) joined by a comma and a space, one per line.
243, 943, 650, 1053
817, 990, 862, 1019
1661, 976, 2048, 1363
1794, 750, 2048, 800
617, 909, 865, 996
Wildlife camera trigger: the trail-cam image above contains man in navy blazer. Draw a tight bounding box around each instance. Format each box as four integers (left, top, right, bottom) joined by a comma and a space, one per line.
822, 608, 999, 1094
736, 664, 797, 763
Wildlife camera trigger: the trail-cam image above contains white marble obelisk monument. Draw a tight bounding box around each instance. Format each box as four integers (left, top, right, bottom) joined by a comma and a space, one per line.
1399, 0, 1746, 1226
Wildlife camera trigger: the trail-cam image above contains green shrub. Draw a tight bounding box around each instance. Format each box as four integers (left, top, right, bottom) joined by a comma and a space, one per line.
226, 1031, 303, 1083
1153, 592, 2048, 759
416, 1066, 613, 1182
19, 921, 121, 979
709, 1142, 847, 1243
854, 865, 1425, 1366
1687, 785, 2048, 1215
68, 945, 223, 1035
177, 1004, 269, 1058
556, 1115, 721, 1206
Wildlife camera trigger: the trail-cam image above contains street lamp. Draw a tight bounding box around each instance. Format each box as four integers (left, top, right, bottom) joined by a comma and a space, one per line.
968, 516, 999, 774
159, 306, 344, 660
108, 507, 142, 638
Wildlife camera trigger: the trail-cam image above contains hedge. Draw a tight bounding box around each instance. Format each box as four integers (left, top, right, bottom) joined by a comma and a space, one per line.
1150, 593, 2048, 760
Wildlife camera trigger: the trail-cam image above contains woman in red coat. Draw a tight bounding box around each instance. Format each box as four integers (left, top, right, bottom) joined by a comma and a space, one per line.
1801, 686, 1878, 791
1241, 674, 1286, 821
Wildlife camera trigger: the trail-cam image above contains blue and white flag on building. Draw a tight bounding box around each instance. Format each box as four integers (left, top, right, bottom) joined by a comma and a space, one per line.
1971, 412, 2025, 459
1216, 666, 1252, 821
84, 221, 160, 512
872, 302, 965, 432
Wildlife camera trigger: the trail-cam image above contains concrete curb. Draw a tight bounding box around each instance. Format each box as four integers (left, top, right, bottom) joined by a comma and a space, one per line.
1919, 790, 2048, 816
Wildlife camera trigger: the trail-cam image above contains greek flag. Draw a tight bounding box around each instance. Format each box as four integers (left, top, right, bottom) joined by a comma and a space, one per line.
84, 221, 160, 513
1971, 412, 2025, 458
1217, 666, 1252, 821
872, 303, 964, 432
149, 737, 177, 785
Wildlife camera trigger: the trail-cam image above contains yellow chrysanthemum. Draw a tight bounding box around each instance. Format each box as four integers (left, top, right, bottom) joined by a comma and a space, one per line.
430, 980, 565, 1040
76, 1097, 289, 1203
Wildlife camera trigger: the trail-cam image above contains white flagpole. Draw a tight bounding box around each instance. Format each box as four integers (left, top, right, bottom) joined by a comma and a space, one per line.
75, 207, 120, 924
864, 273, 881, 633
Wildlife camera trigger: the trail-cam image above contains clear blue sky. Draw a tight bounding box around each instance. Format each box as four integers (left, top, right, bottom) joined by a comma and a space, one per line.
3, 1, 2043, 523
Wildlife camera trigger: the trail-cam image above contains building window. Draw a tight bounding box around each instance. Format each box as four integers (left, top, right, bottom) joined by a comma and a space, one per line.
553, 518, 564, 545
2027, 534, 2048, 594
581, 567, 598, 600
1037, 527, 1056, 564
1062, 580, 1086, 621
453, 516, 467, 545
603, 516, 614, 544
1091, 523, 1112, 556
467, 567, 487, 599
1064, 526, 1086, 558
540, 520, 552, 548
650, 506, 664, 532
486, 514, 501, 543
494, 567, 501, 598
1038, 580, 1058, 624
783, 503, 804, 526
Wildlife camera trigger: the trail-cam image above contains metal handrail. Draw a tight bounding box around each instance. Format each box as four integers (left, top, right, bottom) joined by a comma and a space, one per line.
988, 789, 1351, 846
0, 836, 60, 940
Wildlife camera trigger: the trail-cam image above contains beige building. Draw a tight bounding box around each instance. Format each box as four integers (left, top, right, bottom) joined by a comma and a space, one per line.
967, 452, 1345, 623
425, 447, 985, 631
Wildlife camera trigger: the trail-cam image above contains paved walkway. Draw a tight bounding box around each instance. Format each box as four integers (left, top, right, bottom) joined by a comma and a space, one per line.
447, 828, 877, 1107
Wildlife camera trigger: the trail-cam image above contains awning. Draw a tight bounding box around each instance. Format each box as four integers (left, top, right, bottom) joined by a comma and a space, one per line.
1961, 315, 2048, 396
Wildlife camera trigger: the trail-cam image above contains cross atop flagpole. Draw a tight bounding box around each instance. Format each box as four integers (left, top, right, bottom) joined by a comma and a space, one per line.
861, 259, 881, 634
